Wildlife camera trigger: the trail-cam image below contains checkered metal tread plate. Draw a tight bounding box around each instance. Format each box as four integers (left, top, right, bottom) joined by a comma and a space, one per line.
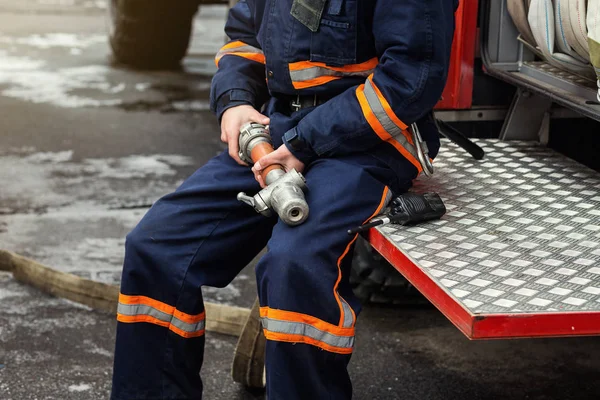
377, 140, 600, 315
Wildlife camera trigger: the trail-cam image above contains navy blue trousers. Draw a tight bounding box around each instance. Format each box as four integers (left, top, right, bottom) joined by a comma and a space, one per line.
111, 150, 415, 400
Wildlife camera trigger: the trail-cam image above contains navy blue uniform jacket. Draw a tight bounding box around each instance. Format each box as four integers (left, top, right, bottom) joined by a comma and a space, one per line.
210, 0, 457, 181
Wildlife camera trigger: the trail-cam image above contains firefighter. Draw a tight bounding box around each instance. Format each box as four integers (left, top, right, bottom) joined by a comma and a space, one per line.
111, 1, 457, 399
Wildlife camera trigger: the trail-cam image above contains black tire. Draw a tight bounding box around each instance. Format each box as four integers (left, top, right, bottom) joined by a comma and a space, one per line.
350, 237, 426, 305
107, 0, 199, 69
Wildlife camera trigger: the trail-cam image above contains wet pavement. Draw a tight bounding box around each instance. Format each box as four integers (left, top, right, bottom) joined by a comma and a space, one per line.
1, 1, 600, 400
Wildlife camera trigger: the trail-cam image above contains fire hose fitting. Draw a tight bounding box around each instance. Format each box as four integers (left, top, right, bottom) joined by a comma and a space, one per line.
236, 122, 309, 226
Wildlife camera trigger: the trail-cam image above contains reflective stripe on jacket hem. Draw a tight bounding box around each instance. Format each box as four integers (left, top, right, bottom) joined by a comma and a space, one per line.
356, 75, 423, 172
289, 58, 378, 89
215, 40, 266, 67
260, 307, 355, 354
117, 294, 205, 338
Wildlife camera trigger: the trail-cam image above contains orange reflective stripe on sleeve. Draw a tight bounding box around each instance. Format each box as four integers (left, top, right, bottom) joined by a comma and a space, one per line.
215, 40, 266, 67
117, 293, 205, 338
367, 76, 413, 144
289, 58, 378, 89
356, 75, 422, 172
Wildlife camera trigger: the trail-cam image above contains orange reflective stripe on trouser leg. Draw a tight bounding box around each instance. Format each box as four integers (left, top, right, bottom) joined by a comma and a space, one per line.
258, 187, 390, 354
334, 186, 391, 327
116, 293, 206, 338
259, 307, 355, 354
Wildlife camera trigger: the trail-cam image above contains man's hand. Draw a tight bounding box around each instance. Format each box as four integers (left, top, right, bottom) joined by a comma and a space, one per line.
221, 105, 270, 165
252, 145, 305, 188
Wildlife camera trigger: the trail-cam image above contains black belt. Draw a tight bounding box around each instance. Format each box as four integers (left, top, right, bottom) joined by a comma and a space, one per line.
284, 94, 332, 112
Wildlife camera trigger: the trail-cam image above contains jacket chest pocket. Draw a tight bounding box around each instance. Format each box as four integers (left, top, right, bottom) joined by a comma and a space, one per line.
309, 0, 357, 66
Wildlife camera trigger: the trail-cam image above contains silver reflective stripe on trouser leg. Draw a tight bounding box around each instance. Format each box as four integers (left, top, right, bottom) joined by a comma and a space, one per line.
117, 303, 206, 335
340, 299, 354, 328
362, 79, 425, 164
260, 317, 354, 350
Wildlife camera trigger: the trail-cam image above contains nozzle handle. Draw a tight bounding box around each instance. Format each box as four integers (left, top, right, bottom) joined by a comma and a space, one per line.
237, 192, 255, 207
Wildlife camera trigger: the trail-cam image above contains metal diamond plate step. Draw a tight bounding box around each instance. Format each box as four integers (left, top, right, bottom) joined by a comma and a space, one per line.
368, 139, 600, 339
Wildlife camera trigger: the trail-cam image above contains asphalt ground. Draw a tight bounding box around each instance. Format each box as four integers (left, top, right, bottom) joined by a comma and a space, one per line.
1, 2, 600, 399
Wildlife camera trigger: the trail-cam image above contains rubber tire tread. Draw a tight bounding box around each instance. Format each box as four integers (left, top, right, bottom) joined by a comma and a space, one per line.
350, 237, 426, 305
109, 0, 199, 69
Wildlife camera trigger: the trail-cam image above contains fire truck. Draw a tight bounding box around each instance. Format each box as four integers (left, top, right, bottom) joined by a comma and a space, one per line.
107, 0, 600, 388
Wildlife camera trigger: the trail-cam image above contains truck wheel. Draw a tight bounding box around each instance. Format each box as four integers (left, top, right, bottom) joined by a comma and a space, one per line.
350, 237, 427, 305
107, 0, 199, 69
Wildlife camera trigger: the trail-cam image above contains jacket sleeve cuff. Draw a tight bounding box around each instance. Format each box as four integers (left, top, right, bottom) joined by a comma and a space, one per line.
283, 127, 318, 166
213, 89, 256, 121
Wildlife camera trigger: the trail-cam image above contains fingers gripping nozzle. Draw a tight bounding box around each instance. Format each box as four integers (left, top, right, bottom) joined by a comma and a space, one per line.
237, 122, 309, 226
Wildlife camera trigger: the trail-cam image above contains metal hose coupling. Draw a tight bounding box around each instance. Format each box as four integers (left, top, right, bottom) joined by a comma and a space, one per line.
411, 122, 434, 177
236, 122, 309, 226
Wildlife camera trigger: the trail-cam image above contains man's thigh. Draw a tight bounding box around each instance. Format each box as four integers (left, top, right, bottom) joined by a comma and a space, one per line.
257, 154, 408, 324
122, 151, 277, 301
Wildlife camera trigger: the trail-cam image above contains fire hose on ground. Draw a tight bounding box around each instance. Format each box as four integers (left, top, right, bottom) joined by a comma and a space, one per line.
0, 249, 267, 388
0, 250, 251, 336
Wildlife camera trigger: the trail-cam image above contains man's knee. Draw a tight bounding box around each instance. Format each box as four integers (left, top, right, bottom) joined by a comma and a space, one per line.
124, 224, 147, 261
257, 232, 341, 309
120, 215, 173, 291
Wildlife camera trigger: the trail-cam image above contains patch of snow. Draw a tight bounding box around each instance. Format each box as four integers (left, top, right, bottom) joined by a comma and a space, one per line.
84, 155, 194, 179
83, 340, 113, 357
25, 150, 73, 163
83, 0, 107, 8
206, 337, 233, 351
0, 146, 36, 156
202, 282, 241, 304
0, 151, 193, 214
0, 54, 45, 71
172, 100, 211, 112
0, 154, 66, 210
68, 383, 92, 392
135, 83, 151, 91
107, 83, 126, 94
0, 33, 106, 49
37, 0, 76, 6
155, 154, 196, 167
7, 350, 56, 364
0, 52, 123, 108
0, 150, 194, 285
0, 287, 27, 301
